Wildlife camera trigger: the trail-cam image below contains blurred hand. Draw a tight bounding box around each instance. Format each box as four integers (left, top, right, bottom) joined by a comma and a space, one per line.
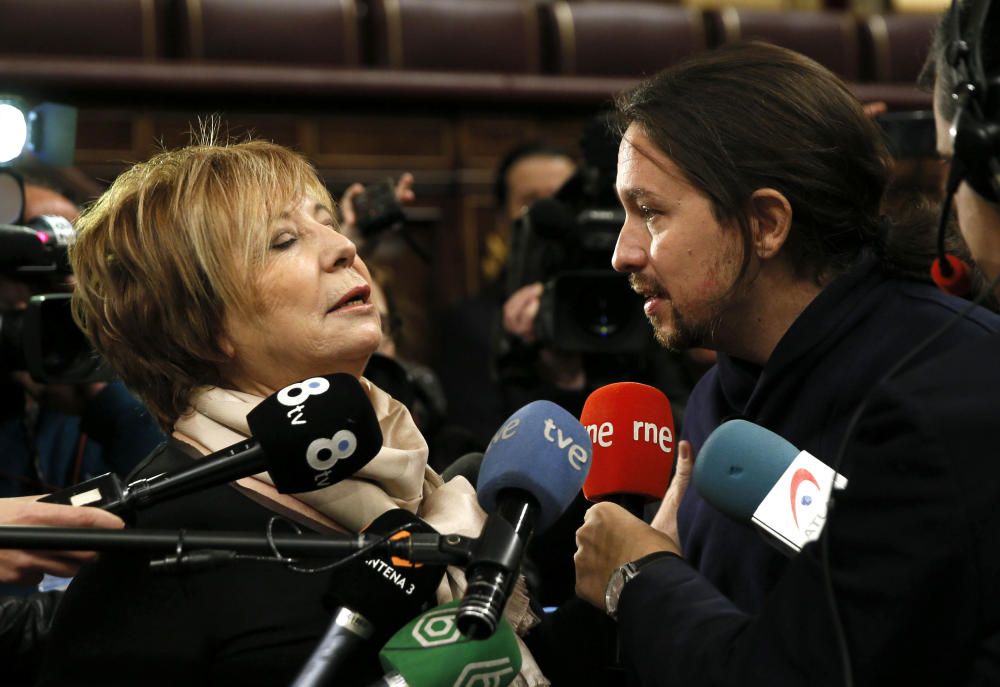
339, 173, 416, 244
650, 439, 693, 547
0, 496, 124, 585
863, 101, 888, 119
574, 502, 680, 611
502, 282, 544, 343
12, 371, 107, 416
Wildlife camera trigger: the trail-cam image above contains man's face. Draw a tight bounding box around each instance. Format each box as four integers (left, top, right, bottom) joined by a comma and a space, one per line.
504, 154, 575, 221
934, 84, 1000, 283
612, 124, 745, 351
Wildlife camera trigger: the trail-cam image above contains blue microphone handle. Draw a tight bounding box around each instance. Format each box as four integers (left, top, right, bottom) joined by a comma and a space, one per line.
457, 489, 539, 639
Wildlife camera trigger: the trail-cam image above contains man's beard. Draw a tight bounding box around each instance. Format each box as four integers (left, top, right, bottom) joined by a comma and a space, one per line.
630, 273, 728, 352
648, 303, 722, 352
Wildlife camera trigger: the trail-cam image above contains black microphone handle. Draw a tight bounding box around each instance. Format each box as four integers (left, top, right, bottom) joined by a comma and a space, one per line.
456, 490, 539, 639
121, 439, 265, 511
0, 526, 474, 564
604, 493, 649, 519
290, 607, 376, 687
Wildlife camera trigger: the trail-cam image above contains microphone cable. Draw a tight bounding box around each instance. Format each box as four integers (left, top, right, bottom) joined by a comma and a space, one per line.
150, 516, 417, 576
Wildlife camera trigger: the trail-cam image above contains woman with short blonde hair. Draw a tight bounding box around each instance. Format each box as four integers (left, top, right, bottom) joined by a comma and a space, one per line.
41, 138, 546, 687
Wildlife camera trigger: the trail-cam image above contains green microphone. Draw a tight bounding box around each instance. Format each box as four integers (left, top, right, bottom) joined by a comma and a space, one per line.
370, 600, 522, 687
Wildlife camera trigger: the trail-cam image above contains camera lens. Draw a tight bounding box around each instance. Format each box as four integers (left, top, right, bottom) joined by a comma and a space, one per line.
571, 276, 634, 338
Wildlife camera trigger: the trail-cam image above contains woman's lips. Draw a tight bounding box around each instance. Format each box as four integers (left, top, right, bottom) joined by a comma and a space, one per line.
329, 285, 371, 312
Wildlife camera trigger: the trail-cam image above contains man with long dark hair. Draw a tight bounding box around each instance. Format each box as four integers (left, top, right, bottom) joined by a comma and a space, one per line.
573, 32, 1000, 685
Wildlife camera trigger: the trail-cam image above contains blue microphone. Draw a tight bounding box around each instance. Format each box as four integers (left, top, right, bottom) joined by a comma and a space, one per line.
457, 400, 592, 638
693, 420, 847, 554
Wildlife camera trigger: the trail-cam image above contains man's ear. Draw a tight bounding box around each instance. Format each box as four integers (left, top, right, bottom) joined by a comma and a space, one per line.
750, 188, 793, 259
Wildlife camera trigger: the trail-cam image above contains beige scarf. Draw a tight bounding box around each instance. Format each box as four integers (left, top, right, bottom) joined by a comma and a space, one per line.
173, 378, 548, 686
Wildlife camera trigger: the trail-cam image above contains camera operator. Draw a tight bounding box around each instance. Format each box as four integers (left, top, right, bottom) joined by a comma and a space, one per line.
435, 142, 577, 458
498, 120, 713, 427
0, 178, 147, 684
1, 181, 165, 504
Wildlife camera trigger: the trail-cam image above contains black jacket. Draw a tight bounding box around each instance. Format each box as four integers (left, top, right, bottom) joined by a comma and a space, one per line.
678, 258, 1000, 613
619, 327, 1000, 684
37, 439, 381, 687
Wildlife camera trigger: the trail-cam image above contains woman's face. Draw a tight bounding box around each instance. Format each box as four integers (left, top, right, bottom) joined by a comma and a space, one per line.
220, 196, 381, 395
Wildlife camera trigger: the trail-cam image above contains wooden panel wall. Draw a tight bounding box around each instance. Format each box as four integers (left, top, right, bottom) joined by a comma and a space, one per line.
73, 105, 591, 364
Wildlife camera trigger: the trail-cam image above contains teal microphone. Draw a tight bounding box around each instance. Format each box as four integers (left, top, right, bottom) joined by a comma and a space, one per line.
694, 420, 847, 554
370, 600, 522, 687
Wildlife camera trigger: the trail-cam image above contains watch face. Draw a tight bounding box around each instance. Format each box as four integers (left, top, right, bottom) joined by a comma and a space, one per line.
605, 563, 635, 618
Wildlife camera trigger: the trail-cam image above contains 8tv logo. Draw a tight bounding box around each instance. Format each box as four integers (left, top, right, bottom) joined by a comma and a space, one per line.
275, 377, 359, 485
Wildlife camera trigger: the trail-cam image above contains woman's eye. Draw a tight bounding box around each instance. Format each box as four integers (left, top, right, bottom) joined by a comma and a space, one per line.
270, 234, 297, 250
639, 205, 660, 221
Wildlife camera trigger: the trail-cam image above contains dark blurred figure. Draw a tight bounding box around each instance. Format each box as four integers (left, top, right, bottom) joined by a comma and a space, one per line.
435, 142, 578, 457
0, 178, 155, 685
435, 135, 713, 610
0, 182, 164, 504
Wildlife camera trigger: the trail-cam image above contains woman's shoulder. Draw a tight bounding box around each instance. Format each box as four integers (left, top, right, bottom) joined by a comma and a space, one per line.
127, 439, 286, 531
126, 437, 199, 482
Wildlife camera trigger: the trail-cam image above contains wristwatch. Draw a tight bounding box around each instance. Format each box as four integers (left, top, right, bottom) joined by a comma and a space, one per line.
605, 551, 676, 620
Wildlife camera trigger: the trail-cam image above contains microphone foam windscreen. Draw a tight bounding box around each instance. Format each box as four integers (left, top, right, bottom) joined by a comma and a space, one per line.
580, 382, 675, 503
324, 509, 446, 641
247, 373, 383, 494
693, 420, 799, 521
477, 400, 592, 532
379, 600, 521, 687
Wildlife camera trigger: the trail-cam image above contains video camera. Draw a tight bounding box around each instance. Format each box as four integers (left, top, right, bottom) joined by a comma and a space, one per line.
0, 168, 108, 384
506, 114, 651, 355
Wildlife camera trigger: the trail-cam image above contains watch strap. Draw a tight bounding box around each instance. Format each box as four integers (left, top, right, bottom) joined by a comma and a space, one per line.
606, 550, 678, 620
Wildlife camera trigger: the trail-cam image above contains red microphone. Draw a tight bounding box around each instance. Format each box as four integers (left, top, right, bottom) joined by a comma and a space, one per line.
579, 382, 675, 516
931, 254, 973, 297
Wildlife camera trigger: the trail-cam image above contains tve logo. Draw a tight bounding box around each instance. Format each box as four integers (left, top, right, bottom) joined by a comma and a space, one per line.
487, 415, 589, 471
543, 418, 589, 471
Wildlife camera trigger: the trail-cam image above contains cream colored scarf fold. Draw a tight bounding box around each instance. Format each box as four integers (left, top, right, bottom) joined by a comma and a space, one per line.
173, 377, 548, 686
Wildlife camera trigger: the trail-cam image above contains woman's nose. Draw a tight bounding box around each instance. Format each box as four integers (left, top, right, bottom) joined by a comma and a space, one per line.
321, 227, 358, 271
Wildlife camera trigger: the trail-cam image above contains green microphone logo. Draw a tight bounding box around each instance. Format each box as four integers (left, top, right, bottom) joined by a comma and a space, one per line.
453, 658, 517, 687
412, 606, 463, 647
379, 600, 521, 687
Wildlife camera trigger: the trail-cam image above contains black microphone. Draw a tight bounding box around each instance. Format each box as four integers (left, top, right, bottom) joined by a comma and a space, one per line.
41, 373, 383, 513
290, 509, 447, 687
440, 452, 483, 486
457, 401, 592, 639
